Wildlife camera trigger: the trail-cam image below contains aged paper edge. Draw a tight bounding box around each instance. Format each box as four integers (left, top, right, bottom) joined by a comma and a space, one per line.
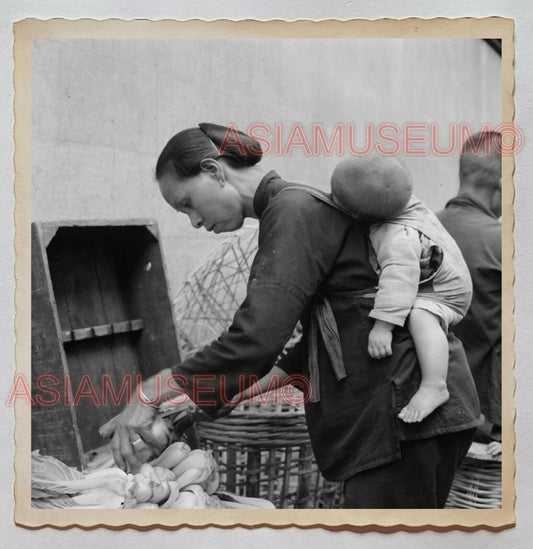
13, 17, 516, 531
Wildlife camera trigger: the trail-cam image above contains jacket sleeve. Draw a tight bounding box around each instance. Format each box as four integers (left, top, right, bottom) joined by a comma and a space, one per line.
170, 189, 349, 415
368, 223, 421, 326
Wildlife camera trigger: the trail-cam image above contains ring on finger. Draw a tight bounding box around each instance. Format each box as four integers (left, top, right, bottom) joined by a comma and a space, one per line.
131, 437, 144, 447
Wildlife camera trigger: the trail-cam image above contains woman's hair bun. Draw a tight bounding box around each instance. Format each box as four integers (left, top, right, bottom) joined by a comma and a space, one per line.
199, 122, 263, 167
156, 123, 263, 180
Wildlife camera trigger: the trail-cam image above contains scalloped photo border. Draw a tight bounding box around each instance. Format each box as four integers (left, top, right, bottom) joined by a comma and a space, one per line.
13, 17, 515, 531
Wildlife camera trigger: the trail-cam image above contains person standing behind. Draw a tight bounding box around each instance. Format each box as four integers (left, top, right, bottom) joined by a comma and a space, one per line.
437, 131, 502, 456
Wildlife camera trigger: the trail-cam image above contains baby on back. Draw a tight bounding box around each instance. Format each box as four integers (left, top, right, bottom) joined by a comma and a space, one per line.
331, 156, 472, 423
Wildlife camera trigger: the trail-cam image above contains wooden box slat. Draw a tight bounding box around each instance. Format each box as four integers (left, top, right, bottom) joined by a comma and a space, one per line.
62, 319, 145, 343
31, 220, 181, 467
31, 223, 85, 467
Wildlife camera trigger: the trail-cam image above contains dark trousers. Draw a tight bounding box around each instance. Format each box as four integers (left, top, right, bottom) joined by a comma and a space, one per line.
342, 427, 476, 508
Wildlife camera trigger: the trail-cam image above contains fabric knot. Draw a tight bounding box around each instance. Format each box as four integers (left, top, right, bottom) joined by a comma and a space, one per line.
308, 294, 347, 402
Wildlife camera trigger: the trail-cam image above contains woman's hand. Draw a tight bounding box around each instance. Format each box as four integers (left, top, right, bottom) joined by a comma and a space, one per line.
103, 403, 164, 472
100, 372, 176, 472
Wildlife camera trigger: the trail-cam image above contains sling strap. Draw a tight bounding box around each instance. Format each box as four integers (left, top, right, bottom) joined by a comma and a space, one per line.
277, 185, 362, 403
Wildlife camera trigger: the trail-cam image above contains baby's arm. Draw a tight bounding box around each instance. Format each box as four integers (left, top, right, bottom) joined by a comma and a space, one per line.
368, 223, 422, 358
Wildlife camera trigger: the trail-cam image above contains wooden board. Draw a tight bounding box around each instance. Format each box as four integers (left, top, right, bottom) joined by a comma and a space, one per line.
31, 224, 85, 468
31, 220, 181, 464
111, 224, 181, 378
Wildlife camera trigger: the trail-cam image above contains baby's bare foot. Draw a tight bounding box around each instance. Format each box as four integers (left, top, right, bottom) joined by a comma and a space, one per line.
398, 382, 449, 423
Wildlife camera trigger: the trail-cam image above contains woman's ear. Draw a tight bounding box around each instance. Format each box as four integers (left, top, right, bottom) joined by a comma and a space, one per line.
199, 158, 225, 185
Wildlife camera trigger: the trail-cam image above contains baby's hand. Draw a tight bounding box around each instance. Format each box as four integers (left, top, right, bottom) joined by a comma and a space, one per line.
368, 321, 394, 359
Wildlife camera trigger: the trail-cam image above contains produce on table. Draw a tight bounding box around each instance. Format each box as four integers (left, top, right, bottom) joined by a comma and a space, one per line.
167, 486, 275, 509
170, 448, 220, 494
130, 502, 159, 509
149, 441, 192, 470
35, 399, 276, 509
31, 451, 128, 509
31, 445, 273, 509
170, 488, 206, 509
169, 484, 222, 509
123, 463, 180, 508
214, 491, 276, 509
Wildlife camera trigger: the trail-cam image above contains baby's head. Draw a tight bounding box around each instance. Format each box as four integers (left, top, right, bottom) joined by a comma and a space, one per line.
331, 155, 413, 220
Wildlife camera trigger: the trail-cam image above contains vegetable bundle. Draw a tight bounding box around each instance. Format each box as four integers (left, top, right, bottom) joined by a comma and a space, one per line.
31, 443, 274, 509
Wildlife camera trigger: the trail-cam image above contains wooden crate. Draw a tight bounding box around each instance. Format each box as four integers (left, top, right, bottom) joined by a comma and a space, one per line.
31, 220, 181, 468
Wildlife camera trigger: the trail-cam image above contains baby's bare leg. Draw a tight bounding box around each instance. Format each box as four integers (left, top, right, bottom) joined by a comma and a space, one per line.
398, 309, 450, 423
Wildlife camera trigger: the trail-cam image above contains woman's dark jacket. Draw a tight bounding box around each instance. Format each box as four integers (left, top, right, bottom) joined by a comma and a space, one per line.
172, 171, 481, 481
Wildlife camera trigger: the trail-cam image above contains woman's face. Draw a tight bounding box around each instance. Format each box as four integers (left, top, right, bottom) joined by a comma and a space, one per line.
158, 168, 245, 234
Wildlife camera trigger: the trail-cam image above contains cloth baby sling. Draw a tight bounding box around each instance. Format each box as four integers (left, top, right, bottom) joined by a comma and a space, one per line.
276, 183, 445, 403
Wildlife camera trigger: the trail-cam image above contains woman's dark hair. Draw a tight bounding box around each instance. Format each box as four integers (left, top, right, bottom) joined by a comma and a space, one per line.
156, 123, 263, 180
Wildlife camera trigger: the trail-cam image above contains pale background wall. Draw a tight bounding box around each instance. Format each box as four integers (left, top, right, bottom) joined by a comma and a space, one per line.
31, 38, 501, 299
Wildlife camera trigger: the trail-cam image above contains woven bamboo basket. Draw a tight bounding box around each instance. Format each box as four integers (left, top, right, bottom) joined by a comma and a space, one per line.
174, 224, 260, 355
445, 442, 502, 509
173, 224, 342, 508
194, 392, 342, 509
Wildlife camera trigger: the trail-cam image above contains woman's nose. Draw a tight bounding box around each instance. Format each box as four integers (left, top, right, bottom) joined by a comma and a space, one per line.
188, 211, 203, 229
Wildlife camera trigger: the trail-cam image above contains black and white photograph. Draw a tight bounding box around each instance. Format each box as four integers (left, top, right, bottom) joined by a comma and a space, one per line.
13, 18, 514, 529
